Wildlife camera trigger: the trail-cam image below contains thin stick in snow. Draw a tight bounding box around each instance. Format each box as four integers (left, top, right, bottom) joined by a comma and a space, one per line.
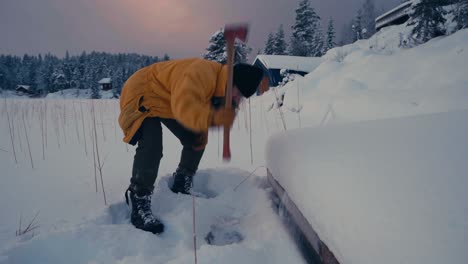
192, 194, 198, 264
40, 101, 45, 160
100, 103, 106, 142
296, 67, 302, 128
5, 98, 17, 163
72, 101, 81, 144
62, 103, 67, 145
91, 124, 98, 193
273, 87, 287, 131
249, 98, 253, 165
80, 102, 88, 156
22, 112, 34, 169
92, 100, 107, 205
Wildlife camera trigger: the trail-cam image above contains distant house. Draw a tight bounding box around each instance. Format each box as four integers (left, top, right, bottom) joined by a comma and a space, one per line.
98, 78, 112, 91
375, 1, 413, 31
253, 55, 323, 89
15, 85, 33, 95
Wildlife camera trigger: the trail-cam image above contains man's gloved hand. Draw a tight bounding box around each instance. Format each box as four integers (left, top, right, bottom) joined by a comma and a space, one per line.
211, 108, 236, 128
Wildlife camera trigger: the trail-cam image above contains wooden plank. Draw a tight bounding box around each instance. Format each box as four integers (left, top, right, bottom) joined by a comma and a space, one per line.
267, 169, 340, 264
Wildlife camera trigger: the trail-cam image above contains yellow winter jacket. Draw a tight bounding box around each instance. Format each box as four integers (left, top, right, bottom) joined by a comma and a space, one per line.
118, 58, 228, 144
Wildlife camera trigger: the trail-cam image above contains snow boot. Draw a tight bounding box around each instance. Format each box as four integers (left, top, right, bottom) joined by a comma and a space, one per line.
170, 166, 195, 195
125, 185, 164, 234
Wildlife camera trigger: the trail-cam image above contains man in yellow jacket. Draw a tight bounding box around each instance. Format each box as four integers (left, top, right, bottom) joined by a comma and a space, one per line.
119, 58, 264, 234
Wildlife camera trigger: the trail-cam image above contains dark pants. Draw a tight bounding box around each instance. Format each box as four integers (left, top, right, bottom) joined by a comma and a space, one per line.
131, 117, 205, 192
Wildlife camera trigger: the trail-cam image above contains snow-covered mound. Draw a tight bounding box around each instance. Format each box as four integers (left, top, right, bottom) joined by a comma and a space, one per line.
267, 109, 468, 264
262, 25, 468, 129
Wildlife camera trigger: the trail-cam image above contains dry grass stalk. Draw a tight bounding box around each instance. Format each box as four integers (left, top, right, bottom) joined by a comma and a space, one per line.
92, 100, 107, 205
16, 211, 40, 237
22, 112, 34, 169
80, 101, 88, 156
5, 98, 17, 163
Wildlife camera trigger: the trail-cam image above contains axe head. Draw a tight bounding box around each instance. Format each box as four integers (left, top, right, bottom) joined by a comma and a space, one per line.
224, 23, 249, 43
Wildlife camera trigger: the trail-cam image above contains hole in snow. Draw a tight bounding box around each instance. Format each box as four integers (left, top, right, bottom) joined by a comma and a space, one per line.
108, 202, 130, 225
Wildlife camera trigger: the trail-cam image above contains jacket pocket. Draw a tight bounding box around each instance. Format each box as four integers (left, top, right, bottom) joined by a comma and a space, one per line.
118, 95, 148, 132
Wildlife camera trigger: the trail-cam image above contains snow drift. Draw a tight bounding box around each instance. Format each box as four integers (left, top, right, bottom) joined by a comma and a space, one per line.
267, 109, 468, 264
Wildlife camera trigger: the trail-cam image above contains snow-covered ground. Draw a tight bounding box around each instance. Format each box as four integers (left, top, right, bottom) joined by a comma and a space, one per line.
0, 99, 303, 264
1, 24, 467, 263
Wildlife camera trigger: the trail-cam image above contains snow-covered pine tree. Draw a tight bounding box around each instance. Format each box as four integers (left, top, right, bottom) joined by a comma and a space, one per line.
204, 30, 227, 63
272, 24, 288, 55
290, 0, 323, 57
235, 40, 252, 63
352, 9, 364, 42
361, 0, 377, 39
36, 54, 55, 96
324, 18, 336, 53
91, 83, 101, 99
50, 63, 67, 93
454, 0, 468, 29
203, 29, 252, 64
264, 32, 275, 55
311, 20, 325, 56
410, 0, 447, 43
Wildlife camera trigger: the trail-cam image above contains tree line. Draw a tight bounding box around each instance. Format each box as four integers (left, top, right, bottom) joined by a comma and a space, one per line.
0, 51, 169, 98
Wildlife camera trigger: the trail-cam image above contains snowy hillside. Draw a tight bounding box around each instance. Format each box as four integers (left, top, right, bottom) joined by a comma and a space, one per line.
263, 25, 468, 129
260, 23, 468, 264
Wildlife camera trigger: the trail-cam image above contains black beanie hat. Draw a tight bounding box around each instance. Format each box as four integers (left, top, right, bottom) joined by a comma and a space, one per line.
233, 63, 264, 98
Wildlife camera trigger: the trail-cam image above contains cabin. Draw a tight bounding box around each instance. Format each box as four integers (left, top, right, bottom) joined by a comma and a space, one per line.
253, 55, 323, 89
375, 1, 413, 31
98, 78, 112, 91
15, 85, 33, 95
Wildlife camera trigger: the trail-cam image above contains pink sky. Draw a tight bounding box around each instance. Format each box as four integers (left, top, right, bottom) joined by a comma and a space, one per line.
0, 0, 400, 60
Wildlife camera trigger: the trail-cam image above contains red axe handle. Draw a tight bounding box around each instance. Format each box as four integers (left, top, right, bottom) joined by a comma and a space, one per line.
223, 23, 249, 161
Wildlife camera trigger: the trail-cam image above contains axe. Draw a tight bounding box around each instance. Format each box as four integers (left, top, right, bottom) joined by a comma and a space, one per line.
223, 23, 249, 161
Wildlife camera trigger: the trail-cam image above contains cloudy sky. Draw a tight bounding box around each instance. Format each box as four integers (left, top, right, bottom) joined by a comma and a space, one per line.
0, 0, 400, 60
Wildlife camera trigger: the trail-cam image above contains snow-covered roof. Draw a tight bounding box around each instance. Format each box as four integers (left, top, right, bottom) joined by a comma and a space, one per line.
16, 85, 31, 90
254, 55, 323, 73
98, 78, 111, 84
375, 0, 413, 22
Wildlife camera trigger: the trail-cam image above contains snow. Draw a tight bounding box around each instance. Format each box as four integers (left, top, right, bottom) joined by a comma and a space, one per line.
267, 27, 468, 129
0, 99, 303, 263
262, 26, 468, 264
98, 78, 112, 84
254, 55, 323, 73
266, 109, 468, 264
1, 23, 467, 264
45, 88, 116, 99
